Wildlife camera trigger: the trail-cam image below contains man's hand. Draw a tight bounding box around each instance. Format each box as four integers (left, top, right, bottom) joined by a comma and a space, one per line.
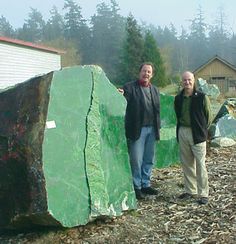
117, 88, 124, 95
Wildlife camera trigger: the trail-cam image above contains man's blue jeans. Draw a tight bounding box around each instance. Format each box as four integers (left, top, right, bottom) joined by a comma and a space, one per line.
129, 126, 156, 190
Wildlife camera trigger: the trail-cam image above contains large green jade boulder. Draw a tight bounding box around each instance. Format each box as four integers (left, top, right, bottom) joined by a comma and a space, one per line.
0, 65, 136, 229
209, 98, 236, 140
157, 93, 179, 168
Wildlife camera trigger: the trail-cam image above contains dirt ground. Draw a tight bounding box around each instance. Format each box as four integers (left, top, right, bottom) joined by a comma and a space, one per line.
0, 144, 235, 244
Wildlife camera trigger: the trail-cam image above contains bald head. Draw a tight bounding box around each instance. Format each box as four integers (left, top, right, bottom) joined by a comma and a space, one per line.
182, 71, 195, 95
182, 71, 194, 80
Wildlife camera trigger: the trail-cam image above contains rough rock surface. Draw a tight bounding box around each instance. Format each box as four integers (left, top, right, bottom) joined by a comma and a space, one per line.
0, 66, 136, 229
1, 144, 235, 243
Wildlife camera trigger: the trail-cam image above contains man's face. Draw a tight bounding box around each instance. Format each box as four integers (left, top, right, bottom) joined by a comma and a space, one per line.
182, 72, 195, 91
139, 65, 153, 83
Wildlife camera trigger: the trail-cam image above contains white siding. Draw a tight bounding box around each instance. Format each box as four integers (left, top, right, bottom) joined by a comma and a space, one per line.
0, 42, 61, 89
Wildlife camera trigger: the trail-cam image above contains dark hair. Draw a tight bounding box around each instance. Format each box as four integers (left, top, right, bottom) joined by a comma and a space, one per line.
139, 62, 155, 73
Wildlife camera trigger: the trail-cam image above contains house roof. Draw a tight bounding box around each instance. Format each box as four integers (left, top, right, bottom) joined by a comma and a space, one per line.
193, 55, 236, 74
0, 36, 65, 54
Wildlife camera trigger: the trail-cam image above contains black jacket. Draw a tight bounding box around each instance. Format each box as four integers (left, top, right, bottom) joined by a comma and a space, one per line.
123, 80, 161, 141
174, 89, 208, 144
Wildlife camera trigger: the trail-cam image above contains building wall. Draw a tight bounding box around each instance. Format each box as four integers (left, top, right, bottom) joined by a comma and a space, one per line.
195, 59, 236, 80
0, 42, 61, 89
194, 59, 236, 93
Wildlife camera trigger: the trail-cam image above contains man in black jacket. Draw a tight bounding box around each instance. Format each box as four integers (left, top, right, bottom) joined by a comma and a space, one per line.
119, 62, 161, 200
174, 71, 212, 205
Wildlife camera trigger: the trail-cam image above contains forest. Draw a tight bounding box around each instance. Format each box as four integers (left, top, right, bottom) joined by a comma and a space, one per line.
1, 0, 236, 87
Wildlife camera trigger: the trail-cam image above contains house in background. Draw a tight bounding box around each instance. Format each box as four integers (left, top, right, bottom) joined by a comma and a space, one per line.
0, 36, 64, 89
193, 55, 236, 94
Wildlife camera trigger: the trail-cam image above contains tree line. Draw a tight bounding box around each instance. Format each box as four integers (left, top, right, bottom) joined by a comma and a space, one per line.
1, 0, 236, 87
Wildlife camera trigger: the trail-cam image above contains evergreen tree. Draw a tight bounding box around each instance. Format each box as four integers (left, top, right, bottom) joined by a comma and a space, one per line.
118, 14, 144, 85
229, 33, 236, 65
141, 23, 179, 76
90, 2, 113, 66
90, 0, 126, 81
44, 6, 64, 41
64, 0, 83, 39
3, 2, 235, 81
188, 5, 209, 69
0, 15, 15, 37
208, 7, 230, 59
63, 0, 91, 63
158, 26, 178, 76
17, 8, 45, 42
177, 26, 190, 72
143, 31, 168, 87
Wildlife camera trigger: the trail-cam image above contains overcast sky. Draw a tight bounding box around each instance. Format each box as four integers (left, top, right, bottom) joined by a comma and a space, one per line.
1, 0, 236, 34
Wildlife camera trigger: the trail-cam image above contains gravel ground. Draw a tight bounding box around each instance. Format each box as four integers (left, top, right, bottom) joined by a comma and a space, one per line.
0, 144, 235, 244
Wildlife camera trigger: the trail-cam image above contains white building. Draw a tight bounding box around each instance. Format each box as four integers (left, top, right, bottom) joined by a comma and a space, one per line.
0, 36, 63, 89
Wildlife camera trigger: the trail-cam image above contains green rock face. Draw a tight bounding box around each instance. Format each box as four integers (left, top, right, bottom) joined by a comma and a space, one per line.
156, 93, 179, 168
85, 67, 136, 217
0, 65, 178, 229
209, 98, 236, 140
0, 66, 136, 229
43, 67, 93, 227
196, 78, 220, 99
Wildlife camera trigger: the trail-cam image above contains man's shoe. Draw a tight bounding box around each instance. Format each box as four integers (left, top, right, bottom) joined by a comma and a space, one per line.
197, 197, 208, 205
141, 187, 158, 195
134, 189, 145, 200
178, 192, 196, 200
